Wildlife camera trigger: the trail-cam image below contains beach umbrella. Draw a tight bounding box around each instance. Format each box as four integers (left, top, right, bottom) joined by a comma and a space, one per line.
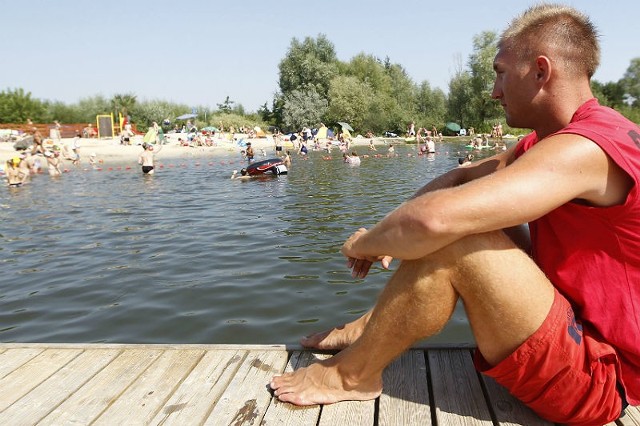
337, 122, 354, 132
202, 126, 219, 132
445, 122, 461, 132
176, 113, 197, 120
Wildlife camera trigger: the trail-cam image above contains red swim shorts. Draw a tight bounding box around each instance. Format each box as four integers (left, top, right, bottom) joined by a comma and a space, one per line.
474, 289, 623, 425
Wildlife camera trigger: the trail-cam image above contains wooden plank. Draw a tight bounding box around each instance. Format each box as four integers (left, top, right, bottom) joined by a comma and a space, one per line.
203, 349, 289, 425
618, 406, 640, 425
38, 348, 162, 425
149, 349, 247, 425
262, 351, 323, 425
0, 342, 474, 351
0, 348, 81, 412
318, 398, 375, 426
0, 349, 120, 424
92, 349, 205, 425
480, 375, 552, 425
429, 349, 493, 425
0, 344, 559, 425
307, 351, 375, 426
0, 342, 290, 351
378, 350, 432, 425
0, 348, 44, 380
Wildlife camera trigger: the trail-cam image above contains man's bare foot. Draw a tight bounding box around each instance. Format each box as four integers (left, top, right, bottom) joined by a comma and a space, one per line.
270, 356, 382, 406
300, 311, 371, 350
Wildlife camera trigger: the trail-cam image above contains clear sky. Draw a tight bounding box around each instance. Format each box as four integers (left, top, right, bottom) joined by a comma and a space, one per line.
1, 0, 637, 113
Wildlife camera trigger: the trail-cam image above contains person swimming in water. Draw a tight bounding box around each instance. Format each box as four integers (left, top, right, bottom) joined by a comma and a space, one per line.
230, 168, 253, 180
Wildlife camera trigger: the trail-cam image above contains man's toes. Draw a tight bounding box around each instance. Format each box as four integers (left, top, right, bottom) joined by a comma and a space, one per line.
277, 392, 311, 406
271, 374, 295, 391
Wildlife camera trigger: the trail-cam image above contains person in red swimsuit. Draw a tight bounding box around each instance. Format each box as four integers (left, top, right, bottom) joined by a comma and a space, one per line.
270, 4, 639, 424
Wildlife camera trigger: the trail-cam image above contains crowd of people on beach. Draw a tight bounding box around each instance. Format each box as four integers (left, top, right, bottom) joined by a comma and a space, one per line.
3, 117, 515, 189
2, 113, 511, 189
2, 128, 101, 187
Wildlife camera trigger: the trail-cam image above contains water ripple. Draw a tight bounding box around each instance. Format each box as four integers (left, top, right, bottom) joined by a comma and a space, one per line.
0, 143, 491, 344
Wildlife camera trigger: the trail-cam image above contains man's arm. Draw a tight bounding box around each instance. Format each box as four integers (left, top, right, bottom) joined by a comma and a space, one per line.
342, 145, 517, 275
344, 134, 631, 262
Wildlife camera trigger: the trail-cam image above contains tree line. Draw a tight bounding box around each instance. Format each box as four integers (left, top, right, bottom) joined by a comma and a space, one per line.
1, 32, 638, 135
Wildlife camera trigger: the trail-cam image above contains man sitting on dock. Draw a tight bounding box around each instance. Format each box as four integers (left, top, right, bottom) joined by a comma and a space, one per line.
270, 4, 639, 424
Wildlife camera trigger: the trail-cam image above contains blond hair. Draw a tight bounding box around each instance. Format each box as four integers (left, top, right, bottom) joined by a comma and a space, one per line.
499, 3, 600, 78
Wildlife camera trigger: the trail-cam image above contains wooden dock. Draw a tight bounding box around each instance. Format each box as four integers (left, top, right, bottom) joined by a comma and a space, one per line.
0, 343, 636, 425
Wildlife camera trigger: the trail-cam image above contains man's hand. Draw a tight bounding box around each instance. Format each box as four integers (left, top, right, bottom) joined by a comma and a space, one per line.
342, 228, 393, 278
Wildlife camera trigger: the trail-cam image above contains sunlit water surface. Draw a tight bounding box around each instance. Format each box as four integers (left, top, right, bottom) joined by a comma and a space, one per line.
0, 143, 498, 345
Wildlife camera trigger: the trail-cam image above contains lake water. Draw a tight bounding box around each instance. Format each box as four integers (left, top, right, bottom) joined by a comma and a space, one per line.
0, 142, 495, 345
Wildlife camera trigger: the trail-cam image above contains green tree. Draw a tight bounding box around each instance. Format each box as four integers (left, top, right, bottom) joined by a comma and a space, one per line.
0, 88, 46, 123
131, 99, 189, 130
617, 105, 640, 123
43, 100, 79, 123
325, 75, 373, 131
591, 80, 626, 108
278, 34, 338, 99
467, 31, 502, 131
76, 95, 111, 123
384, 61, 415, 105
217, 96, 235, 113
346, 54, 391, 94
111, 93, 137, 120
257, 102, 272, 125
340, 54, 401, 133
415, 81, 447, 130
281, 86, 328, 132
270, 96, 285, 130
447, 67, 473, 130
383, 59, 417, 133
621, 57, 640, 107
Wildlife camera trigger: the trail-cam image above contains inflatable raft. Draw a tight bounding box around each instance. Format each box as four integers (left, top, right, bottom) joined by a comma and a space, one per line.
246, 158, 288, 176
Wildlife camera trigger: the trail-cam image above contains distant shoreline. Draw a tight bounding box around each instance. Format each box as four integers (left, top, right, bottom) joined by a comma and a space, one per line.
1, 132, 514, 170
0, 133, 394, 167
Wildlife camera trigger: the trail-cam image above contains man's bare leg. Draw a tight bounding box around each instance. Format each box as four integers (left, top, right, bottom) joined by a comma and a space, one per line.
271, 231, 554, 405
301, 224, 533, 351
272, 244, 458, 405
300, 310, 372, 350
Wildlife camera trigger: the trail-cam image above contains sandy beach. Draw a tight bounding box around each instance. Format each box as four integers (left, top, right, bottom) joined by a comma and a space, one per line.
0, 132, 390, 170
1, 133, 266, 167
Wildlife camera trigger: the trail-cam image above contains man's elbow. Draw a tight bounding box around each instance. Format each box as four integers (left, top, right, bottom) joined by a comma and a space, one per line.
418, 213, 454, 240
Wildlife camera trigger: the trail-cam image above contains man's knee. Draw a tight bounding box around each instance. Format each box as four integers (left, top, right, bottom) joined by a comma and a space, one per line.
429, 230, 519, 267
428, 230, 546, 299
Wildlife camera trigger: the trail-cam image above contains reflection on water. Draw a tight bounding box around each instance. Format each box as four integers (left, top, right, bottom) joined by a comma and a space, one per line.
0, 143, 494, 345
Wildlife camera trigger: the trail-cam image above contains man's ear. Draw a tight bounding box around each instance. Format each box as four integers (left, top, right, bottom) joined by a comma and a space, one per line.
535, 55, 552, 83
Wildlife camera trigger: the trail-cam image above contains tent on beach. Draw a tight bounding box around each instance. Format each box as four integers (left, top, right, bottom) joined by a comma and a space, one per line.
254, 126, 266, 137
315, 125, 335, 140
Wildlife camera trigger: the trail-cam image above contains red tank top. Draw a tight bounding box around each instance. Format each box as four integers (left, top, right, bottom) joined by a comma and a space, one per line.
515, 98, 640, 404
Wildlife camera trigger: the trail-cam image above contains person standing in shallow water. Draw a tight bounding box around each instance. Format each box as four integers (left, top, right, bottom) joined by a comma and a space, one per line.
4, 158, 27, 187
138, 143, 162, 175
270, 5, 640, 424
282, 150, 292, 168
245, 142, 255, 163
